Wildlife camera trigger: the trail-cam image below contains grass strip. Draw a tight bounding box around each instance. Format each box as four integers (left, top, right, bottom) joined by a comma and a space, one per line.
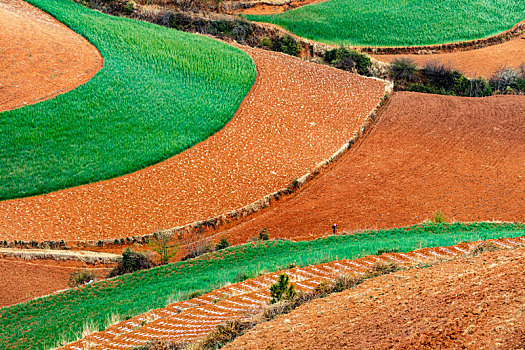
0, 222, 523, 349
247, 0, 525, 46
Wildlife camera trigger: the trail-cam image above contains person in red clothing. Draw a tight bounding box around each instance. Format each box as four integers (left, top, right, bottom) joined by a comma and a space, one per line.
332, 223, 337, 234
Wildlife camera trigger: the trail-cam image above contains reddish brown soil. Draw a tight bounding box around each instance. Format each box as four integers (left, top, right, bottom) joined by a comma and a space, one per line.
233, 0, 327, 15
373, 35, 525, 78
0, 0, 102, 112
216, 92, 525, 244
0, 46, 387, 242
0, 257, 113, 307
226, 246, 525, 350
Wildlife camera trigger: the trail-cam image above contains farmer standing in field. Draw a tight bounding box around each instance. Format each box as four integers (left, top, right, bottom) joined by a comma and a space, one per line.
332, 223, 337, 234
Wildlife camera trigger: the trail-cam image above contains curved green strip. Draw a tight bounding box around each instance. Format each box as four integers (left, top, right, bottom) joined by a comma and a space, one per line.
0, 222, 523, 349
247, 0, 525, 46
0, 0, 255, 200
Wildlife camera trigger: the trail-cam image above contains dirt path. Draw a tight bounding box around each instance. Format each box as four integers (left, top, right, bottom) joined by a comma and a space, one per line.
0, 0, 102, 112
0, 258, 113, 307
215, 92, 525, 244
0, 46, 388, 242
60, 236, 525, 349
373, 35, 525, 78
227, 244, 525, 349
0, 248, 120, 264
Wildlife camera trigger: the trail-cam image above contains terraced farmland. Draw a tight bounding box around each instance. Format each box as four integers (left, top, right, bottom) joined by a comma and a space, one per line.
0, 47, 389, 243
0, 0, 255, 200
1, 223, 523, 349
247, 0, 525, 46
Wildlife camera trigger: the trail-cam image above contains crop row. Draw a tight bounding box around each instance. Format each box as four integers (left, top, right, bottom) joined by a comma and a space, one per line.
0, 222, 523, 349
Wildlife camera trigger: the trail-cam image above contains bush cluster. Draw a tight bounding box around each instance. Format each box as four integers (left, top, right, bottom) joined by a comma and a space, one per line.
325, 47, 372, 75
68, 269, 96, 287
489, 65, 525, 94
108, 249, 154, 278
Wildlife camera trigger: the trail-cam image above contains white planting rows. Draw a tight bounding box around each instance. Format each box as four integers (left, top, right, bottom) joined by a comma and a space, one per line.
62, 236, 525, 350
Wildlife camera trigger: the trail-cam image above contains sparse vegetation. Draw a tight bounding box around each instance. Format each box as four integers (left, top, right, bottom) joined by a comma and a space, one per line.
433, 210, 445, 224
108, 249, 154, 277
215, 237, 230, 251
470, 241, 500, 256
150, 232, 178, 265
68, 269, 96, 287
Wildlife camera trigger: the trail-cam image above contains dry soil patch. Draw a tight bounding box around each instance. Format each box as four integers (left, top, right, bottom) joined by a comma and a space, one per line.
0, 0, 102, 112
217, 92, 525, 244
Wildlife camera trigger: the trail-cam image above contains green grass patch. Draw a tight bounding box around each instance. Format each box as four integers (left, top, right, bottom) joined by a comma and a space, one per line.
0, 0, 255, 200
246, 0, 525, 46
1, 222, 523, 349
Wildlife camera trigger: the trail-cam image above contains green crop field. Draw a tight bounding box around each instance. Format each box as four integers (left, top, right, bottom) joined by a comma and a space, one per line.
247, 0, 525, 46
0, 0, 255, 200
1, 222, 523, 349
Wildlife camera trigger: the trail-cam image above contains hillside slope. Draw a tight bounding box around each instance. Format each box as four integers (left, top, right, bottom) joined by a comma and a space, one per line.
220, 92, 525, 243
226, 246, 525, 349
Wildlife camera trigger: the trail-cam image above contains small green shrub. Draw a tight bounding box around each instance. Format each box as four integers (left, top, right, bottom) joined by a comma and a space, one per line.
259, 36, 272, 49
375, 248, 400, 255
272, 35, 299, 56
325, 47, 371, 75
108, 249, 154, 278
123, 0, 134, 14
215, 237, 230, 251
270, 274, 296, 303
433, 210, 445, 224
68, 269, 96, 287
150, 231, 178, 265
259, 228, 269, 241
389, 57, 419, 86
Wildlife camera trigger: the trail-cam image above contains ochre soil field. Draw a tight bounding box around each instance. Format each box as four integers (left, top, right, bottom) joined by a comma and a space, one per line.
217, 92, 525, 244
0, 47, 388, 242
61, 237, 525, 349
226, 245, 525, 350
0, 258, 113, 307
373, 35, 525, 78
0, 0, 102, 112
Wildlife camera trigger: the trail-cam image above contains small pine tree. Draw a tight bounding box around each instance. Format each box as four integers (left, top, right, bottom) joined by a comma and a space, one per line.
215, 236, 230, 251
270, 274, 296, 304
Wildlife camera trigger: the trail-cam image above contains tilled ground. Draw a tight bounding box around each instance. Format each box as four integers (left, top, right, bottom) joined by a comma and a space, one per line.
0, 46, 387, 242
218, 92, 525, 244
373, 33, 525, 78
0, 258, 113, 307
0, 0, 102, 112
60, 236, 525, 349
226, 244, 525, 350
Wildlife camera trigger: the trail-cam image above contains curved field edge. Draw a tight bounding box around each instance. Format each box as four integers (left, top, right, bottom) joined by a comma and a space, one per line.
0, 0, 256, 200
246, 0, 525, 47
0, 222, 523, 349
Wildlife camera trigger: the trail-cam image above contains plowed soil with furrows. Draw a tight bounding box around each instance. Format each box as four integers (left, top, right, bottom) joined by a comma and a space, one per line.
60, 236, 525, 349
0, 0, 102, 112
218, 92, 525, 244
226, 244, 525, 350
0, 46, 388, 242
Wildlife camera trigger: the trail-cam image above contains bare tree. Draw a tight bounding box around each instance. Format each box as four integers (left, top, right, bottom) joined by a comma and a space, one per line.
150, 231, 178, 264
180, 228, 211, 259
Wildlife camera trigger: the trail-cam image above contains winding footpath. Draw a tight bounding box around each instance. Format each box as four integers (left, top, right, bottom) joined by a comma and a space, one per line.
0, 0, 102, 111
0, 46, 388, 242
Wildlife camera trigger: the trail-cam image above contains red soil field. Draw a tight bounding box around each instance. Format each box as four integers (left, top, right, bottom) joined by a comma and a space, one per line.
226, 246, 525, 350
0, 258, 112, 307
0, 47, 388, 242
0, 0, 102, 112
61, 237, 525, 349
217, 92, 525, 244
373, 35, 525, 78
